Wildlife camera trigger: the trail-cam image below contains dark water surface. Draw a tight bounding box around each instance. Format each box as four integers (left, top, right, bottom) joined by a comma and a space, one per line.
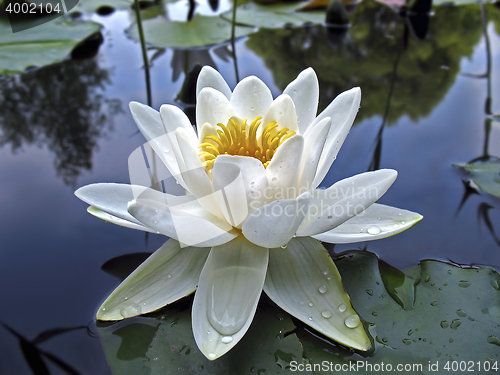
1, 2, 500, 373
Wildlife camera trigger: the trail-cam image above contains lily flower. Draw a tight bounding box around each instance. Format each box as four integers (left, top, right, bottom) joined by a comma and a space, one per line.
75, 67, 422, 360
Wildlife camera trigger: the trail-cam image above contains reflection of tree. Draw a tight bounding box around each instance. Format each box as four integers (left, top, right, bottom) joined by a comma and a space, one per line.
0, 59, 121, 186
246, 2, 483, 123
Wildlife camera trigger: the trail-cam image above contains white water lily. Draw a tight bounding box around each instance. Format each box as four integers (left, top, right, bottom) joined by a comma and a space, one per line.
75, 67, 422, 360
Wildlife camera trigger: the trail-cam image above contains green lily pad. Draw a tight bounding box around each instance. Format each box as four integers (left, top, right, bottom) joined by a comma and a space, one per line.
126, 14, 254, 48
221, 2, 325, 28
71, 0, 133, 14
98, 300, 309, 374
98, 251, 500, 373
0, 19, 102, 76
300, 251, 500, 372
454, 159, 500, 198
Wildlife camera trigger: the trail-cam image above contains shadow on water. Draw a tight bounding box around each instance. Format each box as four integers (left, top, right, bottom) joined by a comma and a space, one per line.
0, 58, 122, 186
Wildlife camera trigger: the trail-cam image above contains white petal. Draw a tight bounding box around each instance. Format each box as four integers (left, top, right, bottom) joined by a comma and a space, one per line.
297, 169, 397, 236
309, 87, 362, 188
160, 104, 198, 146
192, 236, 269, 360
75, 183, 148, 225
212, 155, 268, 228
176, 128, 223, 218
128, 198, 237, 247
199, 123, 219, 143
230, 76, 273, 121
264, 237, 371, 351
196, 88, 234, 136
265, 135, 304, 200
129, 102, 188, 190
97, 239, 209, 321
313, 203, 423, 244
283, 68, 319, 135
87, 206, 156, 233
297, 117, 331, 192
196, 66, 232, 100
242, 192, 311, 248
261, 94, 299, 139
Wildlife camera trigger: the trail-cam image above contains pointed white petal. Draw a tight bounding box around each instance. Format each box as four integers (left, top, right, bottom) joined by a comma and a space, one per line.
283, 68, 319, 134
309, 87, 361, 188
298, 117, 331, 192
129, 102, 188, 190
192, 236, 269, 360
242, 192, 311, 248
261, 94, 299, 138
176, 128, 223, 218
264, 237, 371, 351
87, 206, 156, 233
97, 239, 209, 321
297, 169, 397, 236
230, 76, 273, 121
196, 66, 232, 100
196, 88, 234, 136
128, 197, 237, 247
313, 203, 423, 243
265, 135, 304, 200
199, 122, 219, 143
160, 104, 198, 146
75, 183, 149, 225
212, 155, 268, 228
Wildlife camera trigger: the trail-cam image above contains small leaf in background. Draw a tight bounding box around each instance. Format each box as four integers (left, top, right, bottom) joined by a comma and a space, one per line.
127, 14, 253, 48
0, 19, 102, 76
454, 159, 500, 198
221, 2, 324, 29
71, 0, 133, 14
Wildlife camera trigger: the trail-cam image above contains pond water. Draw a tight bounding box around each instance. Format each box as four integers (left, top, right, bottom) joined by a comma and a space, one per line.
1, 1, 500, 373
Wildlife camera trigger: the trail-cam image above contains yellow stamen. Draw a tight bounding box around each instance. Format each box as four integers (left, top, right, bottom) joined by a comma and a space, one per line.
198, 116, 295, 176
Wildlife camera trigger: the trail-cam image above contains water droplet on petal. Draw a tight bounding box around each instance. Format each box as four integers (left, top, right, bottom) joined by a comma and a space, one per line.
318, 285, 327, 294
440, 321, 449, 328
321, 310, 332, 318
308, 316, 313, 321
221, 336, 233, 344
280, 244, 287, 249
344, 315, 360, 328
367, 226, 381, 235
402, 339, 411, 345
338, 303, 347, 313
120, 302, 141, 318
450, 319, 461, 330
271, 177, 278, 182
167, 274, 172, 279
487, 335, 500, 346
456, 309, 467, 317
459, 280, 471, 288
308, 302, 314, 307
299, 301, 306, 306
209, 353, 216, 359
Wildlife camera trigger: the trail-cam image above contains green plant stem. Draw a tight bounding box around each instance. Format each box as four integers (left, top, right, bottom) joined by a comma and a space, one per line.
134, 0, 152, 106
231, 0, 239, 82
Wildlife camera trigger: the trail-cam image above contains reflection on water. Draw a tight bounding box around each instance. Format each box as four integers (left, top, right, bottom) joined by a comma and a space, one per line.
0, 59, 122, 185
246, 3, 485, 123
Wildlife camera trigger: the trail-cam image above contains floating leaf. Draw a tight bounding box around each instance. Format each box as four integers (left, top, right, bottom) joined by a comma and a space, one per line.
301, 251, 500, 368
0, 19, 102, 76
99, 300, 307, 374
71, 0, 133, 14
98, 251, 500, 372
127, 15, 253, 48
221, 2, 324, 28
454, 159, 500, 198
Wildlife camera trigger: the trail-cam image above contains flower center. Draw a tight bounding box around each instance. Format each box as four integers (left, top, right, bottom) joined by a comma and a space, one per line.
198, 116, 296, 175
